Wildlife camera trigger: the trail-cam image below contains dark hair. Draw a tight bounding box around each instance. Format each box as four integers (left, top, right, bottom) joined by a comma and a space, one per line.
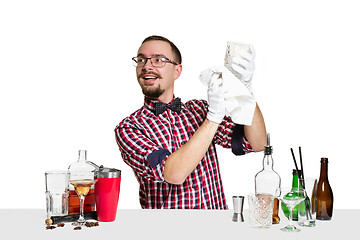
142, 35, 182, 64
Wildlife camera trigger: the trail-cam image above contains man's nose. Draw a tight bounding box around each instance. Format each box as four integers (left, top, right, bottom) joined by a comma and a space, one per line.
142, 58, 154, 69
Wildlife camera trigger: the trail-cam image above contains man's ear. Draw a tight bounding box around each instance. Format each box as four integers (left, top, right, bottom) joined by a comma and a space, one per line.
174, 64, 182, 80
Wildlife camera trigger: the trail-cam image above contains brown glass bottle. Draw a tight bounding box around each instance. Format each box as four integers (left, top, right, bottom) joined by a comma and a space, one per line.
316, 157, 333, 220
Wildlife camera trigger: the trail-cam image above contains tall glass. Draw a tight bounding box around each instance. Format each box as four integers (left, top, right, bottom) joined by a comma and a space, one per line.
276, 187, 305, 232
69, 171, 97, 226
298, 178, 317, 227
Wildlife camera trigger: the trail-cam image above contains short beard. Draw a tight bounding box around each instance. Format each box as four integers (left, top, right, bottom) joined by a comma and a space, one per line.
141, 84, 165, 99
137, 70, 164, 99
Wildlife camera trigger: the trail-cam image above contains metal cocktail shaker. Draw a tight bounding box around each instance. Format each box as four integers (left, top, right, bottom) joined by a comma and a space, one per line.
95, 167, 121, 222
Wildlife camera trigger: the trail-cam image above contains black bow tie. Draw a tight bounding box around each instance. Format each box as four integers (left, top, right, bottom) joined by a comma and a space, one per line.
154, 97, 182, 115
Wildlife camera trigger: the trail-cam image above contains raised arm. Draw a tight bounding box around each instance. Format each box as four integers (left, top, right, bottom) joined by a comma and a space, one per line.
244, 103, 267, 152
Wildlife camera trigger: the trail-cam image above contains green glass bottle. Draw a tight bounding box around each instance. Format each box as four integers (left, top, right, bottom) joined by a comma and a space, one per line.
281, 169, 305, 221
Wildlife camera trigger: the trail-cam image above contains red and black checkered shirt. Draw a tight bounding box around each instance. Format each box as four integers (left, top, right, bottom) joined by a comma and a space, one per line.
115, 97, 252, 209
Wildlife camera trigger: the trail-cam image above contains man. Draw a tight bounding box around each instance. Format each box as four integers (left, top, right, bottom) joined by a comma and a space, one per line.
115, 35, 266, 209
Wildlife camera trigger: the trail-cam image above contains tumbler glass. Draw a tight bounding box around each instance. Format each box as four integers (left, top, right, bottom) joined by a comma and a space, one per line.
224, 41, 253, 89
248, 193, 274, 228
45, 170, 69, 218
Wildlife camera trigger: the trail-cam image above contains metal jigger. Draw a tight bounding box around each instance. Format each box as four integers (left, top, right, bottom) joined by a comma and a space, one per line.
232, 196, 245, 222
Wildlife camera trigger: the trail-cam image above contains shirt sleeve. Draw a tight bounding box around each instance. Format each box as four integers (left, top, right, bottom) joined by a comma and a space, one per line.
186, 99, 253, 155
114, 120, 169, 183
230, 123, 253, 155
214, 116, 253, 155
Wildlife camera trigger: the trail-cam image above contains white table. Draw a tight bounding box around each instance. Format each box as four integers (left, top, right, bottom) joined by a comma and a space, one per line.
0, 209, 355, 239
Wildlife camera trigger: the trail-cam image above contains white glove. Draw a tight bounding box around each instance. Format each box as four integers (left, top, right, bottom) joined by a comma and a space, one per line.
226, 45, 255, 90
200, 66, 256, 125
206, 72, 225, 124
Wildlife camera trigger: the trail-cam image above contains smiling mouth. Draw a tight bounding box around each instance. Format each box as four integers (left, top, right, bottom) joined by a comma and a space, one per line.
140, 72, 161, 84
143, 75, 158, 81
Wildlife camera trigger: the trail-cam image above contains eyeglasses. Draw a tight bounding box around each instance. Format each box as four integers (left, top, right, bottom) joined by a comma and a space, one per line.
132, 56, 178, 68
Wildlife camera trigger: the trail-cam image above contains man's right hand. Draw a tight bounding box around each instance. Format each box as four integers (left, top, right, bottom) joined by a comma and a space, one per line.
206, 72, 225, 124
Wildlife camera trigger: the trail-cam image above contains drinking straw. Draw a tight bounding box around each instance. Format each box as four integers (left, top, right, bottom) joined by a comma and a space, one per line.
290, 147, 312, 220
299, 147, 306, 188
290, 148, 300, 177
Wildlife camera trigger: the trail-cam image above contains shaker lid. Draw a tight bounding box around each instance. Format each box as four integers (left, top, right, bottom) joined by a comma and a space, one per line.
97, 167, 121, 178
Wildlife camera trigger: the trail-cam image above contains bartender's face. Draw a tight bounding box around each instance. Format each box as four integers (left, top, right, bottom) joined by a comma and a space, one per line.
136, 40, 182, 102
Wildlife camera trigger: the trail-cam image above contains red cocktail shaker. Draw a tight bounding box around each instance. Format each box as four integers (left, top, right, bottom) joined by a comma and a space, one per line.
95, 168, 121, 222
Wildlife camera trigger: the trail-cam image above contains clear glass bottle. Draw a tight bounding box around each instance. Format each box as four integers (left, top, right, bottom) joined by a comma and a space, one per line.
67, 150, 97, 215
255, 133, 281, 224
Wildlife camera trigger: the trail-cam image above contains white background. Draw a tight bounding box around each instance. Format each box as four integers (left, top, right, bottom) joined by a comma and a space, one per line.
1, 0, 359, 209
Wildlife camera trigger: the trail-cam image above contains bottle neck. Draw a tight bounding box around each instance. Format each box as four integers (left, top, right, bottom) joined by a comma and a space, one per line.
262, 154, 274, 170
292, 173, 299, 188
78, 150, 87, 163
319, 160, 328, 180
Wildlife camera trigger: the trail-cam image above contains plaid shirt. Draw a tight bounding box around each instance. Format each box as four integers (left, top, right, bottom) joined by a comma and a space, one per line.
115, 97, 252, 209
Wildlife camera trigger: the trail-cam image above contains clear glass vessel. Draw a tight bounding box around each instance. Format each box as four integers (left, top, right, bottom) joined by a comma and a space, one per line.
255, 133, 281, 224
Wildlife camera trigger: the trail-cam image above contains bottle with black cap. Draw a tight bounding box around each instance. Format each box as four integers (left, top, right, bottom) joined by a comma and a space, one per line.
255, 133, 282, 224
